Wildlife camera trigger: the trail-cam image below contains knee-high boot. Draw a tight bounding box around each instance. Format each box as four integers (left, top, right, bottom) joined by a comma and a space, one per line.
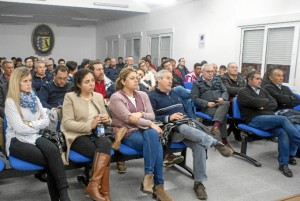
99, 166, 111, 201
86, 153, 110, 201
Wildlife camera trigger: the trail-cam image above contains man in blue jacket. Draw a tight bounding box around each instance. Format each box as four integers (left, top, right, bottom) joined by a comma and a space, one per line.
149, 70, 233, 200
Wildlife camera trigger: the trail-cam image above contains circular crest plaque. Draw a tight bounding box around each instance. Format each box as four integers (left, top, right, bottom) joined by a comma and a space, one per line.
31, 24, 55, 56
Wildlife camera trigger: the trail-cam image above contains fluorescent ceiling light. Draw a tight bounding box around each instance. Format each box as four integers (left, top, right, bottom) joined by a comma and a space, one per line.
1, 14, 33, 18
141, 0, 176, 5
72, 17, 98, 22
93, 2, 129, 8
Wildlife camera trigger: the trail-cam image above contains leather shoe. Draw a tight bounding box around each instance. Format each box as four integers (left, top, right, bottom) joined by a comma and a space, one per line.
194, 182, 207, 200
210, 126, 220, 136
288, 157, 297, 165
279, 165, 293, 177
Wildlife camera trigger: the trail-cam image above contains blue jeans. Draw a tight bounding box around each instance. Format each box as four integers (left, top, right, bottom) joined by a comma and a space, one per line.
122, 129, 164, 184
173, 86, 196, 118
248, 115, 300, 165
172, 124, 217, 182
290, 124, 300, 156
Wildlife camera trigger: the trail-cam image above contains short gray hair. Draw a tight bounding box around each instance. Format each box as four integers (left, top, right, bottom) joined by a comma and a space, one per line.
156, 70, 171, 80
201, 63, 213, 72
227, 62, 237, 68
35, 60, 45, 68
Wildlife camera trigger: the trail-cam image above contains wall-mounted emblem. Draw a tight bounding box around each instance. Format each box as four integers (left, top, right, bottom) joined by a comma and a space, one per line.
31, 24, 55, 56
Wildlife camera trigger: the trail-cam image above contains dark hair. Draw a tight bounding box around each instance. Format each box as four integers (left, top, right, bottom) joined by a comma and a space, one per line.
161, 59, 172, 68
118, 57, 123, 60
88, 60, 103, 71
70, 68, 95, 96
58, 58, 65, 64
104, 57, 111, 62
24, 57, 32, 63
161, 57, 168, 62
11, 57, 16, 60
200, 60, 207, 66
178, 58, 184, 62
66, 61, 78, 72
245, 71, 260, 83
194, 63, 201, 69
137, 67, 146, 75
79, 59, 90, 69
219, 65, 227, 71
54, 65, 69, 75
16, 57, 22, 62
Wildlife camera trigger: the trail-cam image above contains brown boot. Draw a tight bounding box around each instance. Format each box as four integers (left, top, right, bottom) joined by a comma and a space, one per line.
111, 127, 127, 150
153, 184, 173, 201
99, 166, 111, 201
86, 153, 110, 201
140, 174, 154, 194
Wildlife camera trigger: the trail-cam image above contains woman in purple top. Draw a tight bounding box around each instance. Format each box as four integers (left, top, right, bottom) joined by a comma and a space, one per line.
109, 68, 173, 201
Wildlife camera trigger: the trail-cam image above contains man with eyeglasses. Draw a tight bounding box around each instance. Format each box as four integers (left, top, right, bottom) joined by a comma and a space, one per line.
38, 65, 71, 110
191, 63, 232, 149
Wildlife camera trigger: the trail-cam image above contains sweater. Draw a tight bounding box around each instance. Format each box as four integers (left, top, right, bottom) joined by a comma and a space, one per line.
109, 90, 155, 138
5, 97, 49, 155
149, 88, 186, 123
38, 81, 71, 109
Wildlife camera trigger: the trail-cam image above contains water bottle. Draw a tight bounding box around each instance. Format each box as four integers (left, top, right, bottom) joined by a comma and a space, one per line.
96, 123, 105, 137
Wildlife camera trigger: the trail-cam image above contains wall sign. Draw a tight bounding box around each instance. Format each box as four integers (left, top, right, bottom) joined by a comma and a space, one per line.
31, 24, 55, 56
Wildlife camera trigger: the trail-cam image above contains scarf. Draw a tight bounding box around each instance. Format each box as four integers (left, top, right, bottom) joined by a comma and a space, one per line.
20, 90, 38, 114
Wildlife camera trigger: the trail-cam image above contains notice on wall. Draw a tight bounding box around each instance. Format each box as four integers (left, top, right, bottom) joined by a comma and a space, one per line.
199, 34, 205, 48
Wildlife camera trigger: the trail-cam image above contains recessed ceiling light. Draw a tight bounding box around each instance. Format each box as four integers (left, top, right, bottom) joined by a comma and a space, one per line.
1, 14, 34, 18
93, 2, 129, 8
72, 17, 98, 22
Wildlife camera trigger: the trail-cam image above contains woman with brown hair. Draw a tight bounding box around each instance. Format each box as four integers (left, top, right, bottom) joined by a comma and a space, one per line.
109, 68, 173, 201
61, 68, 112, 201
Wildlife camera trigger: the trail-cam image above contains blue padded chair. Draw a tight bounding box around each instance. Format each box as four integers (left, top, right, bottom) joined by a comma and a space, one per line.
3, 117, 44, 171
184, 82, 193, 90
118, 144, 142, 156
232, 97, 273, 167
0, 152, 5, 171
293, 93, 300, 111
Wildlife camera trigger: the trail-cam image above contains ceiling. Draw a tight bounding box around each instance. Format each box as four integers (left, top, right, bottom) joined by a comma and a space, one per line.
0, 0, 194, 27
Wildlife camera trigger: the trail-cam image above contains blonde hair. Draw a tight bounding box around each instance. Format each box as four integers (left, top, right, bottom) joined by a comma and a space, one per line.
7, 67, 31, 117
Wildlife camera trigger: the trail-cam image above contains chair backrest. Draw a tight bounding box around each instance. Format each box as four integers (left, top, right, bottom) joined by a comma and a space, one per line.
184, 82, 193, 90
232, 97, 242, 120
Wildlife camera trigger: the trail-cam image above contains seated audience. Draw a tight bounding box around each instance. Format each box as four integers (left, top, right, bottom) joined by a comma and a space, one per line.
137, 68, 150, 93
65, 61, 78, 84
24, 57, 34, 74
104, 57, 121, 82
32, 61, 51, 92
79, 59, 90, 69
116, 57, 125, 68
221, 62, 246, 141
0, 60, 15, 118
162, 59, 195, 119
237, 71, 300, 177
157, 57, 168, 72
184, 63, 202, 82
264, 67, 300, 165
218, 65, 227, 76
61, 68, 112, 200
126, 56, 135, 69
191, 64, 232, 148
145, 54, 157, 72
109, 68, 173, 201
5, 67, 71, 201
46, 59, 55, 74
177, 58, 189, 77
89, 60, 115, 99
38, 65, 71, 110
139, 60, 156, 91
104, 57, 111, 68
58, 59, 66, 66
149, 70, 233, 200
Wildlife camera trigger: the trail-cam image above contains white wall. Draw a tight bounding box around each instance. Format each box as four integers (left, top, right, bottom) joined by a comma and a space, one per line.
0, 23, 96, 63
96, 0, 300, 91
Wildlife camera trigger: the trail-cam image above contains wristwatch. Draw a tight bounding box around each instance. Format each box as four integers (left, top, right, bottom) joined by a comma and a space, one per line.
28, 121, 33, 127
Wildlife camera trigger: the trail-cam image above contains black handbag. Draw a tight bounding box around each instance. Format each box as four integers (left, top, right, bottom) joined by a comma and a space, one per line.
39, 129, 67, 154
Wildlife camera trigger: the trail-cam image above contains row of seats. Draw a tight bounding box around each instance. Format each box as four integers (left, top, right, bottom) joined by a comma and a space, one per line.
184, 81, 300, 167
0, 116, 193, 184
